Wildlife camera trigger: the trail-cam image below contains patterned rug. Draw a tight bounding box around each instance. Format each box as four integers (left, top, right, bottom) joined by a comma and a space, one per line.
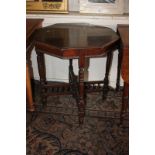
27, 82, 129, 155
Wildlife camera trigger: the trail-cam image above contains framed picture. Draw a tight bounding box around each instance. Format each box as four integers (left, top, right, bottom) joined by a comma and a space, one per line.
80, 0, 124, 14
26, 0, 68, 14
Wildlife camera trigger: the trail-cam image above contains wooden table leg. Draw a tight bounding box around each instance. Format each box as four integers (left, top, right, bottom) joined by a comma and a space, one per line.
69, 59, 79, 102
36, 50, 47, 106
69, 59, 73, 82
116, 47, 123, 91
78, 56, 85, 124
120, 82, 129, 123
103, 51, 113, 100
84, 58, 90, 81
26, 63, 35, 111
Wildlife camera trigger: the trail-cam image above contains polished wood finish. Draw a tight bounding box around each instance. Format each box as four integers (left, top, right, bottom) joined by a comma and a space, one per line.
117, 25, 129, 83
117, 24, 129, 122
26, 63, 34, 111
35, 23, 119, 124
26, 18, 43, 111
35, 23, 119, 58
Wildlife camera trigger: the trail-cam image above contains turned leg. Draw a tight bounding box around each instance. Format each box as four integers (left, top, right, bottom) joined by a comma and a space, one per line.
103, 51, 113, 100
84, 58, 90, 81
116, 47, 123, 91
120, 82, 129, 124
78, 56, 86, 124
36, 50, 47, 106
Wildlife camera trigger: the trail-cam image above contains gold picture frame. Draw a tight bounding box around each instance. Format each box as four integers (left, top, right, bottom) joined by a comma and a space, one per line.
26, 0, 68, 14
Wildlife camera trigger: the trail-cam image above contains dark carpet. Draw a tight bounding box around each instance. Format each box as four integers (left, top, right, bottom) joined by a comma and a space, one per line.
27, 82, 129, 155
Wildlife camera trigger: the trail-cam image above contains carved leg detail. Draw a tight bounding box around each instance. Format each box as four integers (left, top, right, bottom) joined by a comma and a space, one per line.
84, 58, 90, 99
103, 51, 113, 100
36, 50, 47, 106
84, 58, 90, 82
78, 56, 85, 124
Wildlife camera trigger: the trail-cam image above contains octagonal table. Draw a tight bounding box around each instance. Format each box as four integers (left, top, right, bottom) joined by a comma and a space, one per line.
35, 23, 119, 124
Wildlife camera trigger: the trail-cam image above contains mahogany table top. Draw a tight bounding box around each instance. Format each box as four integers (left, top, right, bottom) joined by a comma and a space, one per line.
35, 23, 119, 58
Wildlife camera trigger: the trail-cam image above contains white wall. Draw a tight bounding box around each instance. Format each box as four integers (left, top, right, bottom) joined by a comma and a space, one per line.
27, 13, 129, 88
68, 0, 129, 13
